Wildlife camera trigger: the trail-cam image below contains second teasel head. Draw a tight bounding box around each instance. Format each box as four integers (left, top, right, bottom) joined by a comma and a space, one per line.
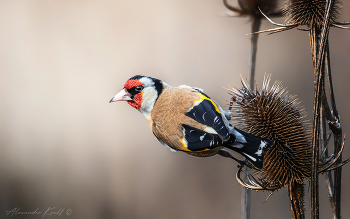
256, 0, 349, 35
282, 0, 342, 26
227, 76, 312, 190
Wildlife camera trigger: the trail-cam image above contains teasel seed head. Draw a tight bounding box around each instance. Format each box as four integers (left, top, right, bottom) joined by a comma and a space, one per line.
228, 75, 311, 190
254, 0, 349, 35
282, 0, 342, 26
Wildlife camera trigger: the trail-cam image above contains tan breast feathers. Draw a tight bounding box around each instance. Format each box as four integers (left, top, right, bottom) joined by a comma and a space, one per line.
150, 87, 206, 150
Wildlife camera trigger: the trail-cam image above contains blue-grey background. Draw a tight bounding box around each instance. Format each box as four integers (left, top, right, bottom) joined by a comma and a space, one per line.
0, 0, 349, 218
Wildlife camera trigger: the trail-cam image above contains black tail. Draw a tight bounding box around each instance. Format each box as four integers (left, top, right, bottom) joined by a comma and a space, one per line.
225, 128, 273, 169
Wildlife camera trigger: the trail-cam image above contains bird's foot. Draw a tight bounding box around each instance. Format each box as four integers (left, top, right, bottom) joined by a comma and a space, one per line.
217, 150, 250, 168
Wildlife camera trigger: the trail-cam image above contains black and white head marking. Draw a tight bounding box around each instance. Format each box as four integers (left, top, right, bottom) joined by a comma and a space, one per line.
138, 76, 167, 118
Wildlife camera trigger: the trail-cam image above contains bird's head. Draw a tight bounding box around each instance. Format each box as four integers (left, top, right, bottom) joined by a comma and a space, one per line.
110, 75, 167, 116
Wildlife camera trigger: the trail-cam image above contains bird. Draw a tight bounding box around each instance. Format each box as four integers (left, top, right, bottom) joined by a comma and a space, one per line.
110, 75, 273, 169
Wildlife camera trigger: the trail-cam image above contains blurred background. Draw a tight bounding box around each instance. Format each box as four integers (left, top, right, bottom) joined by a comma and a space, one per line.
0, 0, 349, 218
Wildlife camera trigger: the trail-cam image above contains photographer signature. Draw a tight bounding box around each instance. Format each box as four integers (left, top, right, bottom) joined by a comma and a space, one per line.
6, 207, 72, 217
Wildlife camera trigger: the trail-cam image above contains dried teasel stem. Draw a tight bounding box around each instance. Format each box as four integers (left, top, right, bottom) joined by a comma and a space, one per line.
310, 0, 336, 219
224, 1, 349, 218
241, 172, 251, 219
289, 182, 305, 219
325, 41, 343, 219
222, 2, 272, 218
310, 23, 321, 219
304, 2, 349, 217
239, 0, 348, 218
320, 107, 336, 216
242, 14, 262, 219
249, 16, 261, 90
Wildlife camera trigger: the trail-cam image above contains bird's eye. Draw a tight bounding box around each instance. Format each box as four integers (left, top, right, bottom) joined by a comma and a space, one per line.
135, 85, 143, 92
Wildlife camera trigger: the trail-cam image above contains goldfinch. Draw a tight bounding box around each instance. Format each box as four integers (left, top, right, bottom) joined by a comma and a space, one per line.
110, 75, 273, 169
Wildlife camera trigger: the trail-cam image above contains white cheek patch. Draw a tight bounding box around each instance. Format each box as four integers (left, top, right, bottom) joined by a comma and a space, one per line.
139, 77, 159, 119
140, 86, 158, 118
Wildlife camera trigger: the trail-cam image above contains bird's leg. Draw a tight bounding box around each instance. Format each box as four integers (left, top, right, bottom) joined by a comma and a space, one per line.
218, 149, 249, 167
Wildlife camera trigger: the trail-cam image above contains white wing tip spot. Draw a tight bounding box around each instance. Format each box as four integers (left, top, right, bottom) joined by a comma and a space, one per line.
243, 152, 257, 162
254, 140, 267, 156
199, 133, 206, 141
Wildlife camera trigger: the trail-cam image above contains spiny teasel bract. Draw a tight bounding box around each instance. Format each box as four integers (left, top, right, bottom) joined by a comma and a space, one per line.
228, 76, 311, 218
227, 76, 311, 190
255, 0, 349, 35
282, 0, 342, 26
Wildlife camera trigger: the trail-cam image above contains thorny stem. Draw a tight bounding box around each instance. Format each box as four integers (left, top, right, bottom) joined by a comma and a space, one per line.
321, 105, 336, 216
315, 0, 334, 72
319, 42, 340, 219
289, 182, 305, 219
310, 23, 321, 219
320, 43, 343, 219
241, 174, 250, 219
333, 119, 342, 219
249, 16, 261, 91
310, 0, 336, 219
325, 42, 342, 219
242, 15, 262, 219
316, 0, 343, 217
241, 14, 262, 219
223, 0, 242, 14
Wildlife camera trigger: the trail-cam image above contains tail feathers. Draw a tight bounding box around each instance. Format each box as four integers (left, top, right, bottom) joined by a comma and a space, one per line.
226, 128, 273, 169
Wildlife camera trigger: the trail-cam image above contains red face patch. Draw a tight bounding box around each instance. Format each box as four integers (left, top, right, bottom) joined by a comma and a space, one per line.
127, 93, 142, 109
124, 79, 143, 110
124, 79, 143, 90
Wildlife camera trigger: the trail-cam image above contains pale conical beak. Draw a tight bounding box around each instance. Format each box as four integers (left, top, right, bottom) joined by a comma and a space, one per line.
109, 88, 132, 103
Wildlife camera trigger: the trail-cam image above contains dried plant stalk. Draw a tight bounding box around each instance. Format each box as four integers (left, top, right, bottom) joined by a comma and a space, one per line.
325, 43, 343, 219
320, 107, 336, 216
223, 0, 349, 218
309, 1, 336, 218
242, 13, 261, 219
289, 182, 305, 219
222, 1, 276, 218
279, 0, 347, 218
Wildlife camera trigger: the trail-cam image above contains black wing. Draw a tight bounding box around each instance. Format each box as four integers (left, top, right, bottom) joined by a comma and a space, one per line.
186, 93, 230, 141
182, 124, 235, 151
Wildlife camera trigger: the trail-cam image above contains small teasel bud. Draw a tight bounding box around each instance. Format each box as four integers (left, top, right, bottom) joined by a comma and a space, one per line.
239, 0, 279, 15
224, 0, 281, 17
